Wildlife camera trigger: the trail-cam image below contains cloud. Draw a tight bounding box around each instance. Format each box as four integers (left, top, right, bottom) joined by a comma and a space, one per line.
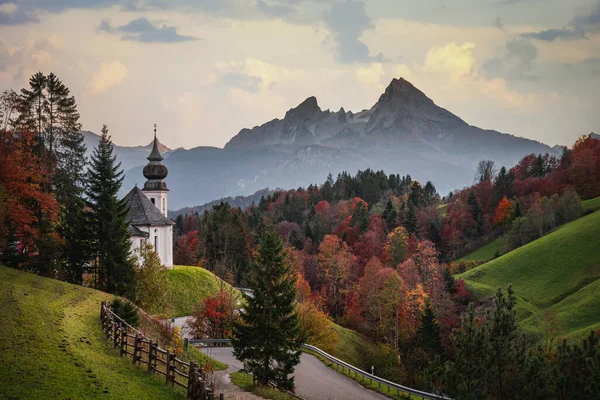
395, 42, 549, 111
256, 0, 295, 18
215, 58, 305, 91
97, 17, 198, 43
220, 73, 263, 93
482, 39, 538, 80
86, 61, 128, 93
522, 26, 586, 42
355, 62, 384, 86
324, 0, 383, 64
0, 2, 38, 24
492, 16, 504, 30
521, 0, 600, 41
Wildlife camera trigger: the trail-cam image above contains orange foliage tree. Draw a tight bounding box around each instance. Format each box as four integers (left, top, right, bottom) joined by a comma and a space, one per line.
317, 235, 355, 318
494, 196, 514, 226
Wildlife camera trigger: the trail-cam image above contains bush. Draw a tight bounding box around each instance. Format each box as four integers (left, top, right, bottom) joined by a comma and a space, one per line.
110, 297, 140, 327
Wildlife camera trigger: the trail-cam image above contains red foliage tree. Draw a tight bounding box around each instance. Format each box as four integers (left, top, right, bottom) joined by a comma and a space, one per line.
173, 230, 200, 266
0, 129, 57, 257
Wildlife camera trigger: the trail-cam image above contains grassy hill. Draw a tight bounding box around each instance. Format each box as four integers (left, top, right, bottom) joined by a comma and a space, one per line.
459, 236, 506, 262
0, 266, 186, 400
583, 195, 600, 212
164, 265, 240, 317
459, 210, 600, 341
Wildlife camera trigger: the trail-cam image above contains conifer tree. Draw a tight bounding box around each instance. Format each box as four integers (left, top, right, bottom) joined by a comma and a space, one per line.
404, 201, 419, 237
86, 125, 134, 295
17, 72, 88, 280
416, 301, 444, 358
232, 226, 301, 391
382, 199, 397, 229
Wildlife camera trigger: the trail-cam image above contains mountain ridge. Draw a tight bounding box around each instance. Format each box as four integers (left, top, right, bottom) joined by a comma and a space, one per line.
119, 77, 561, 209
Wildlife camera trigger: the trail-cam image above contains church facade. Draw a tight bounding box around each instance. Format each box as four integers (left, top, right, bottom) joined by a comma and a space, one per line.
123, 129, 174, 268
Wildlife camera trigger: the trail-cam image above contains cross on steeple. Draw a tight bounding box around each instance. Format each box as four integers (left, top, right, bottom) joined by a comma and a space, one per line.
154, 123, 157, 139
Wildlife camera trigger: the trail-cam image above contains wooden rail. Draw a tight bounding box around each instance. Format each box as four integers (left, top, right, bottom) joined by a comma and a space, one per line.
100, 301, 215, 400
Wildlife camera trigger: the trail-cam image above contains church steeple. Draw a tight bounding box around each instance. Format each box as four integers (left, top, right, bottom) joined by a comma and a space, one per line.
147, 123, 164, 162
143, 124, 168, 191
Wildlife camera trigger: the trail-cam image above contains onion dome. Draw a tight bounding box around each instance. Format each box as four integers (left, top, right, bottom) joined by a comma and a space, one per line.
143, 124, 168, 191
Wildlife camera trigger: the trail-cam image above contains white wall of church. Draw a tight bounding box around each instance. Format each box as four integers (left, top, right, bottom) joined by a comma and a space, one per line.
129, 225, 173, 269
142, 190, 168, 217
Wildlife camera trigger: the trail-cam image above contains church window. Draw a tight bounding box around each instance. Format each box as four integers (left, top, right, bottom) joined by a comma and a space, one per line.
151, 198, 155, 205
154, 235, 158, 250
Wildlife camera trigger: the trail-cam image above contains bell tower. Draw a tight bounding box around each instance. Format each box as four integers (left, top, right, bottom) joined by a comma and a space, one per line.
142, 124, 169, 217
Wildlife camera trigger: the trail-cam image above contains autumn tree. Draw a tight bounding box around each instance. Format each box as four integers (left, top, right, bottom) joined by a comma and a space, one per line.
385, 226, 409, 266
233, 226, 301, 391
133, 243, 170, 314
297, 301, 339, 352
189, 289, 237, 339
476, 159, 497, 183
494, 196, 514, 227
0, 129, 57, 270
317, 235, 355, 318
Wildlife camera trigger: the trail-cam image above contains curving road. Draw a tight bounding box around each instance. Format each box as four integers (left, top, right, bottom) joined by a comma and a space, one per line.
200, 347, 389, 400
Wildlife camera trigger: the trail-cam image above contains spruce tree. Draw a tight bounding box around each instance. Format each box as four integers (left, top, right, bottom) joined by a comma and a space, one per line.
382, 199, 397, 229
404, 201, 419, 237
86, 125, 134, 295
232, 226, 301, 391
416, 301, 444, 358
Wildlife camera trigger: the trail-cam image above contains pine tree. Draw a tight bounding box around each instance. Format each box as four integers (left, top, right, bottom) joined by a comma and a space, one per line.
404, 201, 419, 237
86, 125, 134, 295
382, 199, 397, 229
17, 72, 88, 280
445, 303, 487, 400
416, 301, 444, 358
232, 226, 301, 391
351, 201, 369, 233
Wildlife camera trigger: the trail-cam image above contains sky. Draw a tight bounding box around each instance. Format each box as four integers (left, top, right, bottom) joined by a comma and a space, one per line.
0, 0, 598, 149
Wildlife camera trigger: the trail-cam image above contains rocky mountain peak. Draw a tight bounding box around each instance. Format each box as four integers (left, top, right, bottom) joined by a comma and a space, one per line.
376, 77, 431, 106
284, 96, 322, 121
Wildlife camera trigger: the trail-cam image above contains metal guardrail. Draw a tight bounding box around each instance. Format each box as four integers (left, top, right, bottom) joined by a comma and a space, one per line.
186, 339, 450, 399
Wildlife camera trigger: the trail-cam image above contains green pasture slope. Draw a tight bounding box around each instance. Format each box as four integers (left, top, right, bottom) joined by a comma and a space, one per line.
0, 266, 185, 400
459, 236, 506, 262
164, 265, 240, 317
459, 210, 600, 341
583, 195, 600, 212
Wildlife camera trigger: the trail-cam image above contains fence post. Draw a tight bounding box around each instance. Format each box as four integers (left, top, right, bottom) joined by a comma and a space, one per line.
120, 326, 126, 356
133, 334, 140, 364
147, 340, 154, 372
113, 322, 119, 348
188, 360, 198, 399
166, 350, 173, 385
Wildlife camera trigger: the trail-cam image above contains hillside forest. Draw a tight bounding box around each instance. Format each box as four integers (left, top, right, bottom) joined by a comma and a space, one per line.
173, 134, 600, 397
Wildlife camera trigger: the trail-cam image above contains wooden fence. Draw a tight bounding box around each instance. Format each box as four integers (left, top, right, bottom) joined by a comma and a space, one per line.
100, 301, 215, 400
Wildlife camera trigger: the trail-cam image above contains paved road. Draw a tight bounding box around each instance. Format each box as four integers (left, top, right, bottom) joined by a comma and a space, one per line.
201, 347, 389, 400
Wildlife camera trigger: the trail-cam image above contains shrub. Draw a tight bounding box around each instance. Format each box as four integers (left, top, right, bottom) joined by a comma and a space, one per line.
110, 297, 140, 327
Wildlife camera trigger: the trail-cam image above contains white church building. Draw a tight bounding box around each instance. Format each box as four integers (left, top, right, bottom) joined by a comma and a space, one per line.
123, 128, 174, 268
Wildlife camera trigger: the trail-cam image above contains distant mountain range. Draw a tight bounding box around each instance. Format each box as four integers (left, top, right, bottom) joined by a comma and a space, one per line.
108, 78, 564, 210
82, 131, 173, 172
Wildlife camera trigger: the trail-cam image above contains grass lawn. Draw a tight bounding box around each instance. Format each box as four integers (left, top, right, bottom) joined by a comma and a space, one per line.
0, 266, 185, 400
583, 195, 600, 212
459, 210, 600, 341
329, 323, 371, 367
164, 265, 240, 317
459, 236, 506, 262
230, 371, 298, 400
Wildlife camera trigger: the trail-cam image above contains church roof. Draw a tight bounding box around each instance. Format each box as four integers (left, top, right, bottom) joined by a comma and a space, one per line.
128, 225, 149, 238
124, 186, 175, 226
147, 134, 164, 162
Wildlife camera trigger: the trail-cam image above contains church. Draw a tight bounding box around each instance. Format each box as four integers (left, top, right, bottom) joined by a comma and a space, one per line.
123, 128, 174, 268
